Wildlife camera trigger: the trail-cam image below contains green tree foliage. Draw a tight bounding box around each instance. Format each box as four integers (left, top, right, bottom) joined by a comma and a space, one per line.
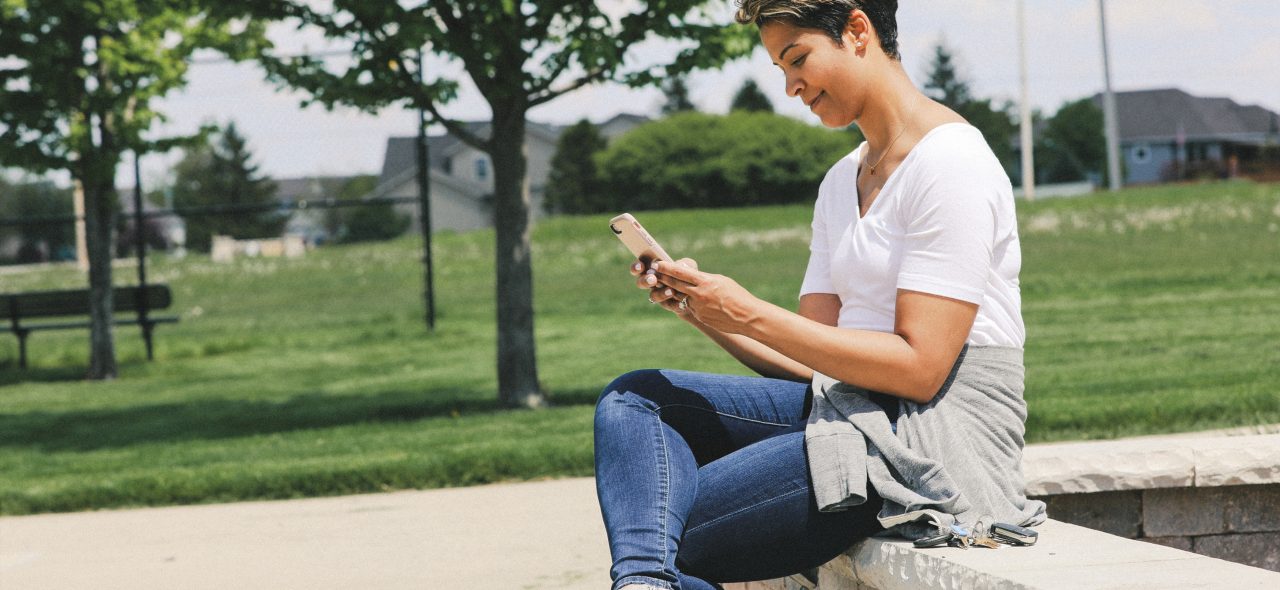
0, 1, 267, 378
1036, 98, 1106, 183
923, 43, 1016, 173
253, 0, 754, 407
323, 175, 411, 244
0, 179, 75, 264
730, 78, 773, 113
598, 111, 851, 212
662, 76, 697, 114
544, 120, 608, 214
172, 123, 285, 251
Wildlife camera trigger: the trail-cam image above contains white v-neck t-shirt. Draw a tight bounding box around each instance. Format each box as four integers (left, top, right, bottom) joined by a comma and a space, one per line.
800, 123, 1025, 348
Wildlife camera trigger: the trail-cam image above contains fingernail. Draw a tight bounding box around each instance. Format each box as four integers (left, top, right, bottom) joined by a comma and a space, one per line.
646, 275, 656, 285
664, 288, 673, 297
633, 262, 642, 271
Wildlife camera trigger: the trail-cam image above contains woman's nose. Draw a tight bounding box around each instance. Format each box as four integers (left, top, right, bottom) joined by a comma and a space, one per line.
786, 75, 803, 98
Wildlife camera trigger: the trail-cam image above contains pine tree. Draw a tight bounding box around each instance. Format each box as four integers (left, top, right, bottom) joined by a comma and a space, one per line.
923, 43, 1015, 173
730, 78, 773, 113
172, 123, 284, 251
924, 43, 970, 109
662, 77, 696, 115
545, 120, 609, 214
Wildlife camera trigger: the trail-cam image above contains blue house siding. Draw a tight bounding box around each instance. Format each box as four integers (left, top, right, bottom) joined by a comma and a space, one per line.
1124, 141, 1175, 184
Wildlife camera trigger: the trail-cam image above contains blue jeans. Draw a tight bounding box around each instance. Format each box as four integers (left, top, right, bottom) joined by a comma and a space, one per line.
594, 369, 884, 590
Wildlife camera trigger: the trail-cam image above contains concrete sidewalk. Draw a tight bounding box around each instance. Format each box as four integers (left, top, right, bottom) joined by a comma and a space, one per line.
0, 478, 611, 590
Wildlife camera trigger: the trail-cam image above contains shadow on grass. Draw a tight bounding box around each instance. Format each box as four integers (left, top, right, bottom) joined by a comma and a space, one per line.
0, 364, 87, 386
1, 386, 602, 452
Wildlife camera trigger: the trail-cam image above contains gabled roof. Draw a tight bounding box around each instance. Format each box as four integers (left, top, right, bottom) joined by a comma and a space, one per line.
274, 176, 361, 204
1092, 88, 1280, 143
378, 120, 573, 187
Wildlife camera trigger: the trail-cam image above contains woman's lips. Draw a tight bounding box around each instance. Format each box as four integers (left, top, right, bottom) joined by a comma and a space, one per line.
809, 92, 823, 111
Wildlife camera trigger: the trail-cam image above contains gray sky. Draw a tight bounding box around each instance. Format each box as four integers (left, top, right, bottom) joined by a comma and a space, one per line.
128, 0, 1280, 185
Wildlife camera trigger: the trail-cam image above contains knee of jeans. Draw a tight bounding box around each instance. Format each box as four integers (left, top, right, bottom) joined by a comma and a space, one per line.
596, 370, 664, 423
598, 369, 666, 405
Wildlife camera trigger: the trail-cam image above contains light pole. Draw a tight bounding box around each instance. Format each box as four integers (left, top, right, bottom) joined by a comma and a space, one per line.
415, 48, 436, 331
1098, 0, 1123, 191
1017, 0, 1035, 200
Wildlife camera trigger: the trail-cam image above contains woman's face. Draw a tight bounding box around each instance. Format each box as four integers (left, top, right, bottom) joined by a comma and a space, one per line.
760, 21, 864, 128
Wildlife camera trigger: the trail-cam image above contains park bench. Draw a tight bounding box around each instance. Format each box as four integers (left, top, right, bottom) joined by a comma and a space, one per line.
0, 285, 178, 369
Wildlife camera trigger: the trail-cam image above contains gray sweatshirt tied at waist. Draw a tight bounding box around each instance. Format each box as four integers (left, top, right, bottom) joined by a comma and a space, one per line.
806, 345, 1047, 538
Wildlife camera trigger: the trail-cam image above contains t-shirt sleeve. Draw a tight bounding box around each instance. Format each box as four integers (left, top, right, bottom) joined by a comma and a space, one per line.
800, 174, 836, 297
895, 147, 999, 305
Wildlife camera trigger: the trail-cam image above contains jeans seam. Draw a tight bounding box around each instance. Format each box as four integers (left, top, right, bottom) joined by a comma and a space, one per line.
684, 487, 807, 537
654, 406, 671, 576
657, 403, 793, 427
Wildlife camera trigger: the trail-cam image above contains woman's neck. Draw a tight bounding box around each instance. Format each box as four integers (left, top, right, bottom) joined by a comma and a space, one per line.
856, 66, 925, 151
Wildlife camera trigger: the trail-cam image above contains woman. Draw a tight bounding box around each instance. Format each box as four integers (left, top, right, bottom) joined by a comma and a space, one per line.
594, 2, 1046, 589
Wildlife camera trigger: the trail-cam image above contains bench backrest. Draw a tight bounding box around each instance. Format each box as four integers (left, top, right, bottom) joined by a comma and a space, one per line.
0, 285, 172, 320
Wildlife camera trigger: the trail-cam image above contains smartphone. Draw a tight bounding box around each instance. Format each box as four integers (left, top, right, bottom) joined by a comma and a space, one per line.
609, 213, 674, 266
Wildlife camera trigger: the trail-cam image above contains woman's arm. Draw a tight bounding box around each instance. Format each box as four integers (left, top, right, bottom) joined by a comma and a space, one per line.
652, 260, 975, 404
682, 294, 839, 382
635, 259, 837, 382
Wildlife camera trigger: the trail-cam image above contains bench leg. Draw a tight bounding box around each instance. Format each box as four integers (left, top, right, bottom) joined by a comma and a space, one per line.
142, 322, 155, 361
17, 330, 29, 369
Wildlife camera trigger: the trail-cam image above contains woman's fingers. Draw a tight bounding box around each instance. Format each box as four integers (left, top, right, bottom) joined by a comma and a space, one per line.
636, 268, 666, 290
675, 257, 699, 271
648, 285, 683, 304
652, 261, 702, 292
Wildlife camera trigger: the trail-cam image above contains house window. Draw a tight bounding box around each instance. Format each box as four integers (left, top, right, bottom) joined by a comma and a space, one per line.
1131, 143, 1151, 164
475, 157, 489, 181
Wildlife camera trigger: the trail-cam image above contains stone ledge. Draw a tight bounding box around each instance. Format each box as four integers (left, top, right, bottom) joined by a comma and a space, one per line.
825, 519, 1279, 590
1022, 433, 1280, 496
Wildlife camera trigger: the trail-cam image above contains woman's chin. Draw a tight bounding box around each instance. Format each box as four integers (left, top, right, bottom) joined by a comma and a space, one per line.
817, 113, 855, 129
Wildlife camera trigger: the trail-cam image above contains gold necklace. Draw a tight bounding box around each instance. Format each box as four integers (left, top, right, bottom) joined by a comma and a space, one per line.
867, 123, 908, 174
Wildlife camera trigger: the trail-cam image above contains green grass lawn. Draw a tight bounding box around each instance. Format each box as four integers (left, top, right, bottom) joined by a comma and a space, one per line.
2, 180, 1278, 515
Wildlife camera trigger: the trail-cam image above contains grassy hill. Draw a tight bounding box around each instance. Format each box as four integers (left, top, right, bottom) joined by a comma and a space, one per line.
1, 180, 1278, 515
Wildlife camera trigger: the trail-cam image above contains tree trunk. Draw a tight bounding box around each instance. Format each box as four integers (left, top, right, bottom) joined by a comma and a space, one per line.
83, 170, 118, 380
489, 104, 544, 408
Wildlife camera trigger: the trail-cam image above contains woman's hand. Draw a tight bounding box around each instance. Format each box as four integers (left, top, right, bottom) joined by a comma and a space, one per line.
631, 258, 700, 319
651, 260, 763, 335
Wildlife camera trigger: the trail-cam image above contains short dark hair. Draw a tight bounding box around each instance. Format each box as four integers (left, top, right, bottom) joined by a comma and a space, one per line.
735, 0, 901, 61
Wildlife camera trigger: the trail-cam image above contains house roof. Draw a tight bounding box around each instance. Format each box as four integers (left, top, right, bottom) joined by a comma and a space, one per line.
274, 176, 363, 203
1092, 88, 1280, 143
378, 120, 572, 187
374, 115, 650, 200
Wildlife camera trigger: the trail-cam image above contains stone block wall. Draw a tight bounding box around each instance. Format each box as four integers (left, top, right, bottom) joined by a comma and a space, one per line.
730, 430, 1280, 589
1034, 483, 1280, 572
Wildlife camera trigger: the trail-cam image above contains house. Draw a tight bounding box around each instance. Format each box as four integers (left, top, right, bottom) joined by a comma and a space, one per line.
1092, 88, 1280, 185
117, 193, 187, 254
369, 113, 647, 233
274, 175, 365, 244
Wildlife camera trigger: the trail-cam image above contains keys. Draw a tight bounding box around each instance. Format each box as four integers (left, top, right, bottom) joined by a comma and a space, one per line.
968, 517, 1001, 549
914, 519, 1022, 550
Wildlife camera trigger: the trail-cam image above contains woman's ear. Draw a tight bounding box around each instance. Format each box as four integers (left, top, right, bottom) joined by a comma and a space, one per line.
845, 9, 871, 51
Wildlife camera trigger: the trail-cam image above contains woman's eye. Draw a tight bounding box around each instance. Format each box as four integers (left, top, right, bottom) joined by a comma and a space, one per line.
791, 55, 806, 67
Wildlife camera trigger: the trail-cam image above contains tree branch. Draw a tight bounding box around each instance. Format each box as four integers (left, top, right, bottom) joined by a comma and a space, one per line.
529, 67, 608, 107
387, 55, 490, 152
